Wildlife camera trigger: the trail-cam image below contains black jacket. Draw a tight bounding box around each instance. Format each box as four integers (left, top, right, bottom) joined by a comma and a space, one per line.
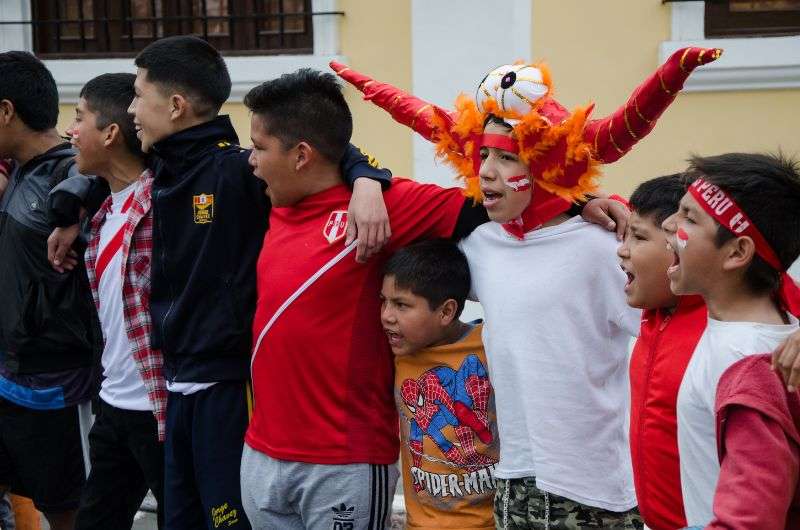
148, 116, 391, 382
0, 143, 100, 374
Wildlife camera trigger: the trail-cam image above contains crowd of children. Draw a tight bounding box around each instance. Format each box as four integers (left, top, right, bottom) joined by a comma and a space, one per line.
0, 35, 799, 530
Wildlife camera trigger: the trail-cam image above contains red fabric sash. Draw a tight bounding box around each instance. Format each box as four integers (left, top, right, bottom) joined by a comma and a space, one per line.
96, 192, 135, 284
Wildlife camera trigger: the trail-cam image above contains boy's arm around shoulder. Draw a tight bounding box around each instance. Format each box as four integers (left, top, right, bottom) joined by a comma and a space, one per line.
46, 166, 109, 272
341, 144, 393, 262
774, 326, 800, 392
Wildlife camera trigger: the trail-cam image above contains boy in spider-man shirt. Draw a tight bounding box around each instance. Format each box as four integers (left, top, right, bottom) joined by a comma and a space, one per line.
381, 239, 499, 530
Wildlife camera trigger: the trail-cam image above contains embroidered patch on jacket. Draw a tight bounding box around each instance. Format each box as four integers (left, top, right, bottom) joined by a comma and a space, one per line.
323, 210, 348, 244
193, 194, 214, 224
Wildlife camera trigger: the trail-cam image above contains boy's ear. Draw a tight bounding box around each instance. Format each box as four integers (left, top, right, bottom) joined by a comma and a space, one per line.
0, 100, 15, 126
169, 94, 190, 121
102, 122, 121, 149
722, 235, 757, 273
439, 298, 459, 326
295, 141, 313, 172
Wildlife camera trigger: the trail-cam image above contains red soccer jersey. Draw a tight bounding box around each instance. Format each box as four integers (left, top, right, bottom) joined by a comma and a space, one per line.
246, 178, 465, 465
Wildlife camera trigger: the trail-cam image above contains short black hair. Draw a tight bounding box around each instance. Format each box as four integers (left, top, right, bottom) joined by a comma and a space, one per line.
80, 73, 143, 158
0, 51, 58, 131
687, 152, 800, 294
630, 172, 695, 226
384, 239, 471, 319
135, 36, 230, 117
244, 68, 352, 164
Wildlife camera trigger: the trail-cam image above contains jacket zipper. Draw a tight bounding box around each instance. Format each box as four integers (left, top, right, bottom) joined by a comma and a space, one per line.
155, 187, 176, 353
635, 312, 671, 519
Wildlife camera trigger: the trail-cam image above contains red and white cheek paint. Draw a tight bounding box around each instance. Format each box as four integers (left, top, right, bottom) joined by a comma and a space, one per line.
506, 174, 531, 192
676, 227, 689, 250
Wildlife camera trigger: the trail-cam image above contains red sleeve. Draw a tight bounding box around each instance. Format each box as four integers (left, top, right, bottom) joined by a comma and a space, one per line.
706, 405, 799, 530
609, 194, 630, 209
384, 179, 466, 252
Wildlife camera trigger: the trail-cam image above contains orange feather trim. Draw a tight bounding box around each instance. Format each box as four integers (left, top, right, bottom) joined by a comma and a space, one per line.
430, 69, 598, 203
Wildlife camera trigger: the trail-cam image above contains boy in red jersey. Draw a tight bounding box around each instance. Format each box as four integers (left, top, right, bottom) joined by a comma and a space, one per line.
240, 68, 486, 530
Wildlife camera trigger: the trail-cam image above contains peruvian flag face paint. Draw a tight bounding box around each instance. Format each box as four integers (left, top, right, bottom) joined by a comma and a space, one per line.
676, 227, 689, 250
506, 174, 531, 192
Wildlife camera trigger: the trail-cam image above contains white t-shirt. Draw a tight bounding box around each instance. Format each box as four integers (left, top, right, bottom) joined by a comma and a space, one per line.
459, 217, 641, 511
677, 314, 799, 526
97, 185, 151, 411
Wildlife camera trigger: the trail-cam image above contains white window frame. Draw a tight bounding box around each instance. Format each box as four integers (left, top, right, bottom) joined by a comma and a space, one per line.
661, 1, 800, 92
0, 0, 345, 102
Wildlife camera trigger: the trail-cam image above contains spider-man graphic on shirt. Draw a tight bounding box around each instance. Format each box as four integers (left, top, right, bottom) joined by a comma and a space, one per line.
400, 354, 495, 490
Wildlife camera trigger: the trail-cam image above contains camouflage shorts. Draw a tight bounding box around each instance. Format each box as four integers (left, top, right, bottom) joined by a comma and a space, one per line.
493, 477, 643, 529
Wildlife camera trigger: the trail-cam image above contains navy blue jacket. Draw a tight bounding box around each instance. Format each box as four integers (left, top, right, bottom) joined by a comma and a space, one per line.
148, 116, 391, 382
0, 143, 101, 376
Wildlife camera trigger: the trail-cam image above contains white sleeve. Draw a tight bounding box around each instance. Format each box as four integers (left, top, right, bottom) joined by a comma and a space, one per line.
458, 238, 481, 303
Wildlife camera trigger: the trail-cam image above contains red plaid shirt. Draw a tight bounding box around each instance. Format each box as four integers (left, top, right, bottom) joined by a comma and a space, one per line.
85, 170, 167, 440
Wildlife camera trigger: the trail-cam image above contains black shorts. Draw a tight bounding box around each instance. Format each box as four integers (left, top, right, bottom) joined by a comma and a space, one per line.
0, 398, 88, 513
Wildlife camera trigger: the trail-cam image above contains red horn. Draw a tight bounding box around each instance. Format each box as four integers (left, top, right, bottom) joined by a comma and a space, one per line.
584, 47, 722, 163
330, 61, 454, 142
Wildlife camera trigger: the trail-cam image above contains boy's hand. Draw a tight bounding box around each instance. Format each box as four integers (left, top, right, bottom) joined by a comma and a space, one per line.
581, 197, 630, 241
48, 224, 81, 273
773, 329, 800, 391
347, 177, 391, 263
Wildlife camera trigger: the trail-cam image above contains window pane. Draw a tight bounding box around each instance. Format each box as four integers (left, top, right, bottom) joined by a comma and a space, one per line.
260, 0, 306, 35
706, 0, 800, 37
730, 1, 800, 12
193, 0, 230, 36
61, 0, 95, 39
284, 0, 306, 33
131, 0, 163, 38
32, 0, 313, 56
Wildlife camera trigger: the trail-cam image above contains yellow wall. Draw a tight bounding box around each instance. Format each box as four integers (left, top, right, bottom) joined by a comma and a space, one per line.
338, 0, 412, 176
534, 0, 800, 197
57, 104, 74, 134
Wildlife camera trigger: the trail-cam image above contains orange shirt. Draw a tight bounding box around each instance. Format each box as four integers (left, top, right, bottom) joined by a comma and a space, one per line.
394, 323, 499, 530
10, 495, 40, 530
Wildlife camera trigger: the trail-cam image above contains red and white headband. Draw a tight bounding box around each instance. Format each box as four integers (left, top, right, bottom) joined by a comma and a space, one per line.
688, 178, 782, 271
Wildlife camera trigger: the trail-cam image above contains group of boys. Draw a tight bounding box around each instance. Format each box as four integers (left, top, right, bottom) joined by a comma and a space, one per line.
0, 34, 799, 530
0, 37, 399, 530
329, 55, 800, 529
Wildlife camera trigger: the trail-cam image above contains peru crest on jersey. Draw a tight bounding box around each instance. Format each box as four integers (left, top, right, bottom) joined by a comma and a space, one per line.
323, 210, 348, 244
